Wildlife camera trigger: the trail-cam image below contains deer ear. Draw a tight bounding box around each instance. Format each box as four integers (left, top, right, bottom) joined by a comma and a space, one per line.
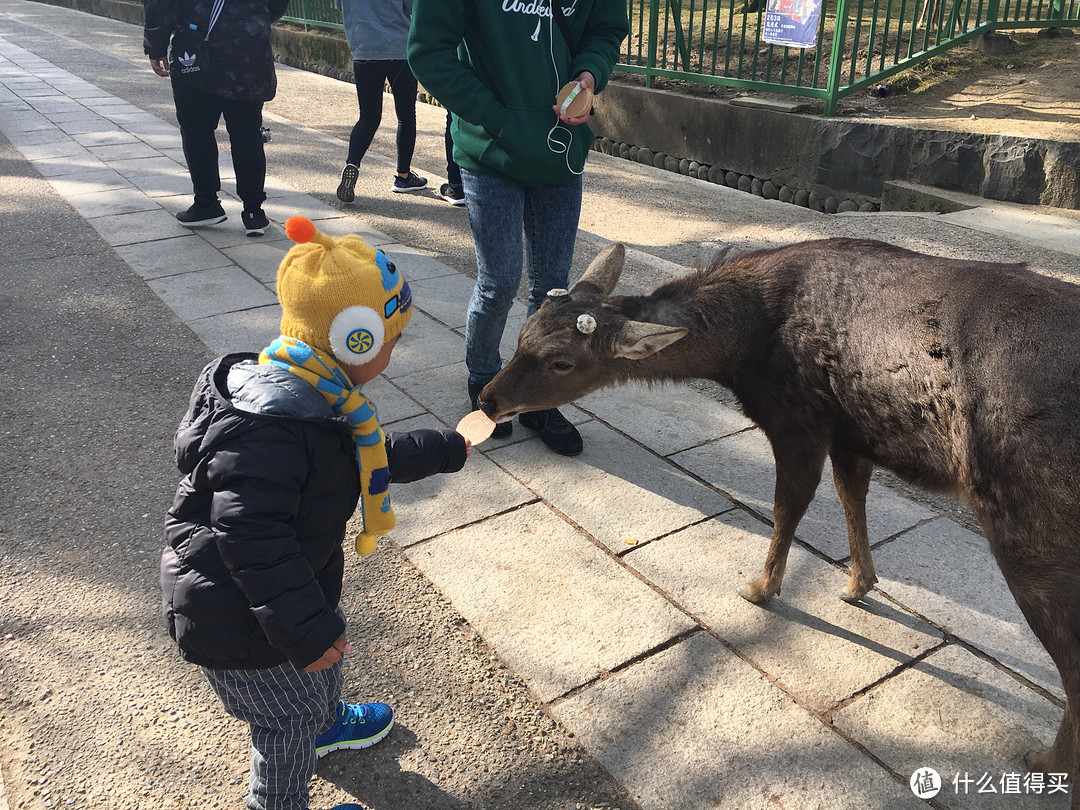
613, 321, 688, 359
571, 242, 625, 297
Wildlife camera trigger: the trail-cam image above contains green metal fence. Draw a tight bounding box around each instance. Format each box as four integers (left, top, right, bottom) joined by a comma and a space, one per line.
283, 0, 1078, 116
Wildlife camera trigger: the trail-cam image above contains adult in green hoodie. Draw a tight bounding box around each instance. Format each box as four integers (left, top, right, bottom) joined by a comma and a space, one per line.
408, 0, 629, 457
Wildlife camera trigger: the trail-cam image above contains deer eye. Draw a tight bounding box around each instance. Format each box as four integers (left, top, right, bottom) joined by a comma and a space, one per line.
550, 360, 576, 374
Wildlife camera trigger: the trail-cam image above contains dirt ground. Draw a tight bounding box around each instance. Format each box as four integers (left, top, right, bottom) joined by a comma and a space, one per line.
843, 27, 1080, 142
646, 27, 1080, 144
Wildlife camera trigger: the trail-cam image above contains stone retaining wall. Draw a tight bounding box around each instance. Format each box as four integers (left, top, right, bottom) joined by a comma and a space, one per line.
32, 0, 1079, 210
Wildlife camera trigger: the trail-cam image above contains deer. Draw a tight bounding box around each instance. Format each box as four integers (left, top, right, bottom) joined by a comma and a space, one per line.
477, 238, 1080, 798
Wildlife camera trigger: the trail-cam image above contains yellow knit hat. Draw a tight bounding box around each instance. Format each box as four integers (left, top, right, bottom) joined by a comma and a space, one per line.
277, 216, 413, 365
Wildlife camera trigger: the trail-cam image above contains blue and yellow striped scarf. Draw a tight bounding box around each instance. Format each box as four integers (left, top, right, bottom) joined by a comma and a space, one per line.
260, 337, 392, 556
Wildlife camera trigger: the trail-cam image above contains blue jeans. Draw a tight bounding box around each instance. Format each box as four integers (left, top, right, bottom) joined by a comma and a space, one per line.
461, 168, 583, 385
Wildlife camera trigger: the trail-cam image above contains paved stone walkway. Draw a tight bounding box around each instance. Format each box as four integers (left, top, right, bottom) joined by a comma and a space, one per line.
1, 17, 1076, 810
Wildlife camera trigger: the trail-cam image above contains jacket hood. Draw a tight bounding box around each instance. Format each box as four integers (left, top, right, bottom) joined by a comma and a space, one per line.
174, 353, 345, 475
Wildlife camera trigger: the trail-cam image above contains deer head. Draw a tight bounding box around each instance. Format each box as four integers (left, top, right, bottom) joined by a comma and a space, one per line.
479, 242, 689, 421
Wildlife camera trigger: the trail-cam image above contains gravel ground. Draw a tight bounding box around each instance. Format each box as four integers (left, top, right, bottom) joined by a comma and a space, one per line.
0, 135, 632, 810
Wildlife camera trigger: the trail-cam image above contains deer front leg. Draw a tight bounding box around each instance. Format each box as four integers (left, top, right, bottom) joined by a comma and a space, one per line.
738, 442, 826, 604
830, 448, 878, 603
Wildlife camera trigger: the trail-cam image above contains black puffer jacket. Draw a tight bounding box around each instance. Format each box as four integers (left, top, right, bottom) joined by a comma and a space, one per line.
143, 0, 290, 102
162, 354, 467, 670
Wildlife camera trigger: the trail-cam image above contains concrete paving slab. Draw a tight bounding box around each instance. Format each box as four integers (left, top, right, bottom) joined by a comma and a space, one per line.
0, 108, 51, 134
626, 510, 942, 712
16, 135, 84, 160
307, 213, 395, 246
672, 429, 939, 561
834, 644, 1067, 809
407, 272, 477, 329
383, 310, 468, 380
185, 304, 281, 357
488, 420, 735, 554
364, 377, 427, 426
404, 501, 698, 702
872, 519, 1063, 699
86, 206, 190, 247
63, 185, 158, 219
50, 111, 113, 135
391, 358, 472, 422
220, 235, 291, 284
123, 166, 197, 198
26, 148, 106, 178
579, 382, 754, 456
114, 234, 234, 280
552, 631, 926, 810
47, 167, 129, 198
25, 96, 83, 115
145, 265, 278, 321
261, 191, 339, 225
387, 416, 537, 546
382, 245, 461, 282
193, 216, 271, 250
0, 125, 71, 149
941, 204, 1080, 259
109, 154, 184, 180
87, 140, 161, 162
70, 128, 139, 148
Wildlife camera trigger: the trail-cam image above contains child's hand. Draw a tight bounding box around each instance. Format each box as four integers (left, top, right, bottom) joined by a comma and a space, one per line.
304, 636, 352, 672
465, 439, 474, 459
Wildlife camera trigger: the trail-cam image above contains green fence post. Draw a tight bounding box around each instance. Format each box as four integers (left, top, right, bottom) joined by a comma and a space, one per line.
824, 0, 851, 116
647, 0, 661, 86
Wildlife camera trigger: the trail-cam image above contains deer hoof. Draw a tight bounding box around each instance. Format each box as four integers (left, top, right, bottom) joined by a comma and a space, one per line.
839, 579, 872, 603
737, 581, 771, 605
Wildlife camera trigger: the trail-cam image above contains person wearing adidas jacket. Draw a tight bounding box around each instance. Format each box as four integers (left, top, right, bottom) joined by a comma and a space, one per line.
408, 0, 629, 458
143, 0, 289, 235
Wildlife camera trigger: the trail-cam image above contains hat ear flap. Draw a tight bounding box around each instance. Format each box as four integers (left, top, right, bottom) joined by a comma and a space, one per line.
329, 305, 385, 365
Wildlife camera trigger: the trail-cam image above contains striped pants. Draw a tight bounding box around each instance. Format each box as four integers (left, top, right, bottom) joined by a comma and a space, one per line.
203, 660, 343, 810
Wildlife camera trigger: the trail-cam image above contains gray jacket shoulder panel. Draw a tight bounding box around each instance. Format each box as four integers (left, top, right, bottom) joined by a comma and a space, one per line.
226, 360, 337, 421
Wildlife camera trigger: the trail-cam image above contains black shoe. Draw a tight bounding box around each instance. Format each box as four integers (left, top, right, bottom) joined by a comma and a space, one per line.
469, 381, 512, 439
337, 163, 359, 203
518, 408, 583, 456
242, 209, 269, 237
439, 182, 466, 206
176, 201, 226, 227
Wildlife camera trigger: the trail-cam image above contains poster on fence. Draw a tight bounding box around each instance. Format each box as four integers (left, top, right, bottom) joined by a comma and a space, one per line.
762, 0, 822, 48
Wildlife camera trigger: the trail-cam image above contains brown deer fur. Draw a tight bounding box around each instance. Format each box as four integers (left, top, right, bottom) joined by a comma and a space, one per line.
479, 238, 1080, 794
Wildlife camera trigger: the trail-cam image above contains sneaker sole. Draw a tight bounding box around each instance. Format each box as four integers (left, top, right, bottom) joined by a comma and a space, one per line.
178, 215, 227, 228
391, 183, 428, 193
337, 165, 359, 203
315, 718, 394, 758
442, 195, 466, 206
245, 224, 268, 237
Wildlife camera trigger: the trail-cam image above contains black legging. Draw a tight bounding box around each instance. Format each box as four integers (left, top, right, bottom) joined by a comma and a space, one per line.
348, 59, 417, 174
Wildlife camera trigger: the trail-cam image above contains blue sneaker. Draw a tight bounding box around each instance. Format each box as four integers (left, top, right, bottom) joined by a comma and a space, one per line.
390, 171, 427, 193
314, 700, 394, 758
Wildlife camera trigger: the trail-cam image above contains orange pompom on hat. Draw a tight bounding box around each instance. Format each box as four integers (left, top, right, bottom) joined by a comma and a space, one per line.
276, 215, 413, 366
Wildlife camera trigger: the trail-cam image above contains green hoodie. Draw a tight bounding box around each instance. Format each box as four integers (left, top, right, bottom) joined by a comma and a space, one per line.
408, 0, 629, 187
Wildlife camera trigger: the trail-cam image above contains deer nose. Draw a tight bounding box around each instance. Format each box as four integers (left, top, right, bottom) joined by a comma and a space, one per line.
477, 396, 497, 418
476, 383, 499, 418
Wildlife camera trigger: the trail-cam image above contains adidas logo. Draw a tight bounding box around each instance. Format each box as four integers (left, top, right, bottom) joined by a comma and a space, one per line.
178, 52, 200, 71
